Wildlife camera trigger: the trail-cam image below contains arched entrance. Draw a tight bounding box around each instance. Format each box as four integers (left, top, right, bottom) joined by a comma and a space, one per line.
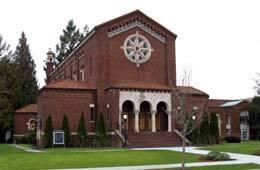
156, 102, 168, 131
122, 100, 135, 131
139, 101, 151, 131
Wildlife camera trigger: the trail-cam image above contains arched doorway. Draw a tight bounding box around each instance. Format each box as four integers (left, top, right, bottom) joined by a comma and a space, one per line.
122, 100, 135, 131
156, 102, 168, 131
139, 101, 151, 131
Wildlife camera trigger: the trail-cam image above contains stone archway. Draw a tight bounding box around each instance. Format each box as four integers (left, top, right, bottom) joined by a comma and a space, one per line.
139, 101, 151, 131
156, 102, 168, 131
122, 100, 135, 131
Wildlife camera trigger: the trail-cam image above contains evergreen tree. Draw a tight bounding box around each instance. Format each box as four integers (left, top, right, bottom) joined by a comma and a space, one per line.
77, 112, 87, 147
44, 115, 53, 148
249, 96, 260, 139
14, 32, 38, 108
61, 114, 70, 147
95, 113, 107, 147
199, 112, 210, 144
56, 20, 89, 64
0, 36, 19, 143
210, 113, 220, 144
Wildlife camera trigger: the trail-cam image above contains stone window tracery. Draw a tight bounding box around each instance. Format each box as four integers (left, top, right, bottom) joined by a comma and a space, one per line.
121, 31, 153, 66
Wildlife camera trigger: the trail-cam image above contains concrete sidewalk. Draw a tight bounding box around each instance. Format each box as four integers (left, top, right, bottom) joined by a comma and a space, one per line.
53, 147, 260, 170
12, 144, 43, 152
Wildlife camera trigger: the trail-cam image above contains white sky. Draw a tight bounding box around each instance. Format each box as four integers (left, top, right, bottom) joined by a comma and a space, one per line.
1, 0, 259, 99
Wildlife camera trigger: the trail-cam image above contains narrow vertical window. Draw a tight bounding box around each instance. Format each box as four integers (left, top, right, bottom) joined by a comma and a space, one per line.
90, 104, 95, 121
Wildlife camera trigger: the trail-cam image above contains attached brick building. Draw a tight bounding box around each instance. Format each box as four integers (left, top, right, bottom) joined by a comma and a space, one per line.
14, 10, 250, 147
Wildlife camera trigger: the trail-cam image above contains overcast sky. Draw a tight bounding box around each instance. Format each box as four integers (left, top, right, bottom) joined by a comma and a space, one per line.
1, 0, 259, 99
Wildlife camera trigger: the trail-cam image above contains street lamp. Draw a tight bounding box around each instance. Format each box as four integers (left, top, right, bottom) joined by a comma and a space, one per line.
123, 113, 128, 147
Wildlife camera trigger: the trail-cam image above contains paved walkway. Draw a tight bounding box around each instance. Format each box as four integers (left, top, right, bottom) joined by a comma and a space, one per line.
53, 147, 260, 170
12, 144, 43, 152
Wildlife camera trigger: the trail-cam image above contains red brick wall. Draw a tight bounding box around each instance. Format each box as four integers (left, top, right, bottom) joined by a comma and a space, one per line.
14, 113, 37, 135
209, 102, 249, 139
37, 89, 96, 132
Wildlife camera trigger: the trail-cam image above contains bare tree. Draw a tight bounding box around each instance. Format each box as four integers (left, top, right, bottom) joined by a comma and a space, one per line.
175, 69, 205, 170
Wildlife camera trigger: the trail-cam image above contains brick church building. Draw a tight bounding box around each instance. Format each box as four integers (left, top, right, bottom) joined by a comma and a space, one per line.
14, 10, 250, 147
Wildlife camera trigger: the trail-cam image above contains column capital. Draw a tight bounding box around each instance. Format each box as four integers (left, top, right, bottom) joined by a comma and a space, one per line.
134, 110, 140, 114
151, 110, 157, 115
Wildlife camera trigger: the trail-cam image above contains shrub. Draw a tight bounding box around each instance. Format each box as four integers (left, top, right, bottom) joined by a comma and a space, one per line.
200, 112, 210, 144
61, 114, 71, 147
210, 113, 220, 144
225, 136, 241, 143
25, 130, 36, 145
77, 112, 87, 147
207, 151, 231, 161
95, 113, 107, 147
44, 115, 53, 148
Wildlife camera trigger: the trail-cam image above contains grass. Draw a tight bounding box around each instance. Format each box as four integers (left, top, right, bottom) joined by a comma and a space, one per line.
200, 140, 260, 155
0, 144, 200, 170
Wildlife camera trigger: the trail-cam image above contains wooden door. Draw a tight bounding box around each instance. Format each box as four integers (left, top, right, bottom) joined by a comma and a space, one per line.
139, 113, 145, 131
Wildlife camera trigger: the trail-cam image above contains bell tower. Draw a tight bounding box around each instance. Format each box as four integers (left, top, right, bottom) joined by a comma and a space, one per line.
44, 48, 55, 83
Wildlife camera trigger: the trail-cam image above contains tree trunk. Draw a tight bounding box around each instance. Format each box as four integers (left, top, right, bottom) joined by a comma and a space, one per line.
181, 136, 186, 170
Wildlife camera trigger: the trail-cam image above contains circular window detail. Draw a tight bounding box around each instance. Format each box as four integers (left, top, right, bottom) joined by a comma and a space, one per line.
122, 31, 153, 66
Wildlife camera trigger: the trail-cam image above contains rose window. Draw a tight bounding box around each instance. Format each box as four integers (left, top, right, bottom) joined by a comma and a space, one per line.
122, 31, 153, 66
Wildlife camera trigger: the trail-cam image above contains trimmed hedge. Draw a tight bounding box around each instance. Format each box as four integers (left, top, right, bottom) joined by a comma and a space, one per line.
207, 151, 231, 161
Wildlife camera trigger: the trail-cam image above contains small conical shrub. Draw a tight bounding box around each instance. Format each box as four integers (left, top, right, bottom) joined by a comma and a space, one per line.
44, 115, 53, 148
61, 114, 71, 147
77, 112, 87, 147
95, 113, 107, 147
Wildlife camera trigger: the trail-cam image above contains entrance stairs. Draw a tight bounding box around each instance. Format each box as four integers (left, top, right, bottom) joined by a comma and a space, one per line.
127, 131, 183, 148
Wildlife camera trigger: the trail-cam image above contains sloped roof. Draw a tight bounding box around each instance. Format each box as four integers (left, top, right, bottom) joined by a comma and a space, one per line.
42, 81, 96, 90
220, 100, 243, 107
107, 82, 172, 91
95, 9, 177, 37
49, 10, 177, 76
208, 99, 233, 107
15, 104, 37, 113
177, 86, 209, 96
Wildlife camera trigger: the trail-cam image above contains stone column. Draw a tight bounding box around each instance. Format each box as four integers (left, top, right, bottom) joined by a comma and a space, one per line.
119, 110, 122, 132
167, 111, 172, 132
134, 110, 139, 132
151, 110, 156, 132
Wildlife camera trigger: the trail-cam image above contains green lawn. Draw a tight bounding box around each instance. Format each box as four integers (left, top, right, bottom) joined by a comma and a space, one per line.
200, 141, 260, 155
0, 144, 200, 170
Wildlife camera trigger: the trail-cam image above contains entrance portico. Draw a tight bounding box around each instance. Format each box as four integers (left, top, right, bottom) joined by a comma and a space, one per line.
119, 90, 172, 133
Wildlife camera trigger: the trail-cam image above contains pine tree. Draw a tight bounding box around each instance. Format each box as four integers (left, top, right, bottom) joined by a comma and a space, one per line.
56, 20, 88, 64
0, 36, 19, 143
95, 113, 107, 147
61, 114, 70, 147
210, 113, 220, 144
14, 32, 38, 108
76, 112, 87, 147
44, 115, 53, 148
199, 112, 210, 144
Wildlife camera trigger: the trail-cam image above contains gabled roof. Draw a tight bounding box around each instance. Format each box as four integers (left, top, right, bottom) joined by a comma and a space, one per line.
49, 10, 177, 76
15, 104, 37, 113
177, 86, 209, 96
107, 82, 172, 91
95, 9, 177, 37
42, 80, 96, 90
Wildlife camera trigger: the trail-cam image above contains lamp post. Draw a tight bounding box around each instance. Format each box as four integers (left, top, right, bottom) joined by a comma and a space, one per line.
123, 113, 128, 147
